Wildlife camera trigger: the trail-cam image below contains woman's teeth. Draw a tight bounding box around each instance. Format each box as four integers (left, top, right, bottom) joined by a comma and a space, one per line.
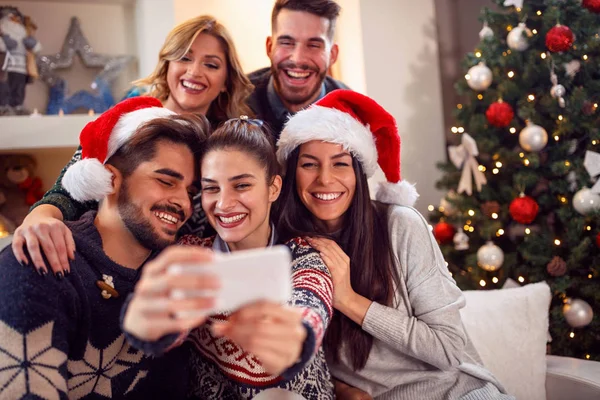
218, 214, 246, 224
313, 193, 341, 201
286, 70, 310, 79
182, 80, 205, 90
155, 212, 179, 224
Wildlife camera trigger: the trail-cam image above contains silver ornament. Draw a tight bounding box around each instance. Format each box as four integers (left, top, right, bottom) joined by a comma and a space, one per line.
477, 241, 504, 271
519, 122, 548, 152
567, 171, 578, 192
479, 22, 494, 40
572, 187, 600, 215
466, 62, 493, 91
563, 298, 594, 328
507, 22, 531, 51
453, 231, 469, 251
564, 60, 581, 78
551, 84, 566, 98
550, 70, 566, 108
37, 17, 134, 87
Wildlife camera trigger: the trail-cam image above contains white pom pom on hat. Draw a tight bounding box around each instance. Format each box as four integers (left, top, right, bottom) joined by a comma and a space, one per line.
277, 89, 418, 207
62, 97, 176, 202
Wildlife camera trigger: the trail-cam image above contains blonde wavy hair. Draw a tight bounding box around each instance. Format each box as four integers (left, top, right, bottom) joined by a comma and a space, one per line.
134, 15, 254, 123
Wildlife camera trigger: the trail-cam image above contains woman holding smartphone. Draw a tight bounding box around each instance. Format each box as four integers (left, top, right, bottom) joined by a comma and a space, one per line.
122, 118, 334, 399
275, 90, 514, 400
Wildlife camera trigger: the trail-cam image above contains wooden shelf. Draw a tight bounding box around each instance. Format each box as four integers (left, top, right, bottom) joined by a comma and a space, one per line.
0, 115, 95, 150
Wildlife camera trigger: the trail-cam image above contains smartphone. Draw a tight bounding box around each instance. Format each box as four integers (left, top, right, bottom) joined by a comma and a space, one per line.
168, 245, 292, 318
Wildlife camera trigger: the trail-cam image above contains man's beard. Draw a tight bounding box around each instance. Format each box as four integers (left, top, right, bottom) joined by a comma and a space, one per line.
117, 181, 182, 251
271, 61, 327, 106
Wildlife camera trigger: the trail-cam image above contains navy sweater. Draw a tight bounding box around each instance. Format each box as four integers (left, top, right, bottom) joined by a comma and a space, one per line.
0, 211, 187, 399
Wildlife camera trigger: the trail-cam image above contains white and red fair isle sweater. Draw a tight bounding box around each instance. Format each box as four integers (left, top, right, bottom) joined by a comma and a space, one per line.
127, 232, 335, 399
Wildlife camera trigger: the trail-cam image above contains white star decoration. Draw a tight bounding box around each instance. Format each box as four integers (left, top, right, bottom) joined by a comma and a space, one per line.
503, 0, 524, 8
68, 334, 144, 400
0, 321, 67, 400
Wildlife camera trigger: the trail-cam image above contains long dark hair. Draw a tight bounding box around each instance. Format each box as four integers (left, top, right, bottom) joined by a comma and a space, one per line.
276, 147, 399, 370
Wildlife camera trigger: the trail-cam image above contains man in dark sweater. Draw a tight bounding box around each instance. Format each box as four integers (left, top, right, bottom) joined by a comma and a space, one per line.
0, 97, 211, 399
247, 0, 348, 139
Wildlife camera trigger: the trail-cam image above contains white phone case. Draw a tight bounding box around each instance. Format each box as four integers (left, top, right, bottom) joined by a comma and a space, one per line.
168, 245, 292, 318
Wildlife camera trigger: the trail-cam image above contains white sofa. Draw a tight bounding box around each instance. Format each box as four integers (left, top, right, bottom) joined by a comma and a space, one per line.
461, 282, 600, 400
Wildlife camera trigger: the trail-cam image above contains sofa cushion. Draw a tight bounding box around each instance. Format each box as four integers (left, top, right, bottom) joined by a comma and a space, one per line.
460, 282, 551, 400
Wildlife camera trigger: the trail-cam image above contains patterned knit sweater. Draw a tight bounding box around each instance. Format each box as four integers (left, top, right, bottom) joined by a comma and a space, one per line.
0, 211, 187, 400
126, 234, 335, 399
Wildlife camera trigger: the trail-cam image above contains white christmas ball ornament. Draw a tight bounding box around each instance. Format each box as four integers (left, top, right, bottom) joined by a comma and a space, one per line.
466, 63, 493, 91
479, 22, 494, 40
563, 298, 594, 328
572, 187, 600, 215
519, 122, 548, 152
507, 22, 532, 51
453, 231, 469, 251
477, 241, 504, 271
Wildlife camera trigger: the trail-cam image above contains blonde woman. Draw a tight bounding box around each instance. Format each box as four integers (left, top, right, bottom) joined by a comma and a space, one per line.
13, 16, 253, 276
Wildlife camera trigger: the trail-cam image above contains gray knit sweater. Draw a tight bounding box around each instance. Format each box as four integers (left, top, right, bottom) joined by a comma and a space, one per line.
328, 206, 514, 400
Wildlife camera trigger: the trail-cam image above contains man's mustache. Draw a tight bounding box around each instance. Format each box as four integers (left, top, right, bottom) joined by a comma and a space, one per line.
277, 61, 318, 73
151, 205, 186, 221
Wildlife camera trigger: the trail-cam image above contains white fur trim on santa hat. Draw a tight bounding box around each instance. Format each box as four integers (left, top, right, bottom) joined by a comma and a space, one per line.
375, 180, 419, 207
106, 106, 176, 161
277, 105, 379, 177
62, 158, 114, 202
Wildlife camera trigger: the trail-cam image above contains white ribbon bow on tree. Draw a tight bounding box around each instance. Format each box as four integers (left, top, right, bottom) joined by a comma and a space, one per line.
584, 150, 600, 193
448, 133, 487, 196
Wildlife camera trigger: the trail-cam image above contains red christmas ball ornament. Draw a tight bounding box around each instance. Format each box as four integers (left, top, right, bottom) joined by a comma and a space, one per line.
433, 222, 456, 244
546, 25, 575, 53
509, 194, 539, 224
596, 232, 600, 248
583, 0, 600, 14
486, 101, 514, 128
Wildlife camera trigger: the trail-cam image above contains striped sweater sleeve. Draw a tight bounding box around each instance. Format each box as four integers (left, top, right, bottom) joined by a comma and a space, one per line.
30, 146, 98, 221
281, 237, 333, 378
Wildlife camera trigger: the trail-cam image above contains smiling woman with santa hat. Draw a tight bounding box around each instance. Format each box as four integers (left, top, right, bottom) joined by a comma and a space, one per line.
276, 89, 514, 400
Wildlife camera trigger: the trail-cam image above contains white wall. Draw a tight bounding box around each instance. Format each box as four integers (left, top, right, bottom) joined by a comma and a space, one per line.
335, 0, 367, 94
359, 0, 446, 212
173, 0, 274, 74
134, 0, 175, 79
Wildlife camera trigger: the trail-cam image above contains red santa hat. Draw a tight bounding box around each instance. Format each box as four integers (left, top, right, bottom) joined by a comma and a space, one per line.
62, 97, 176, 202
277, 89, 418, 207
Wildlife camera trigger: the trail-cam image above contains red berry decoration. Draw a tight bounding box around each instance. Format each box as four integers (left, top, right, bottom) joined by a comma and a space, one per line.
486, 101, 514, 128
583, 0, 600, 14
509, 194, 539, 224
546, 25, 575, 53
433, 222, 456, 244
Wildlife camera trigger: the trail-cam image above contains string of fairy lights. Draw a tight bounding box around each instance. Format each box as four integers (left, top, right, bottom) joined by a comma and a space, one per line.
432, 5, 599, 347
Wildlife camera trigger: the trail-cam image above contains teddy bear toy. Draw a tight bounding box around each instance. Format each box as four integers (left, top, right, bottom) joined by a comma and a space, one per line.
0, 154, 44, 228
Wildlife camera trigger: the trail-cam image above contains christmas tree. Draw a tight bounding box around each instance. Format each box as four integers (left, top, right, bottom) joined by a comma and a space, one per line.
430, 0, 600, 361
